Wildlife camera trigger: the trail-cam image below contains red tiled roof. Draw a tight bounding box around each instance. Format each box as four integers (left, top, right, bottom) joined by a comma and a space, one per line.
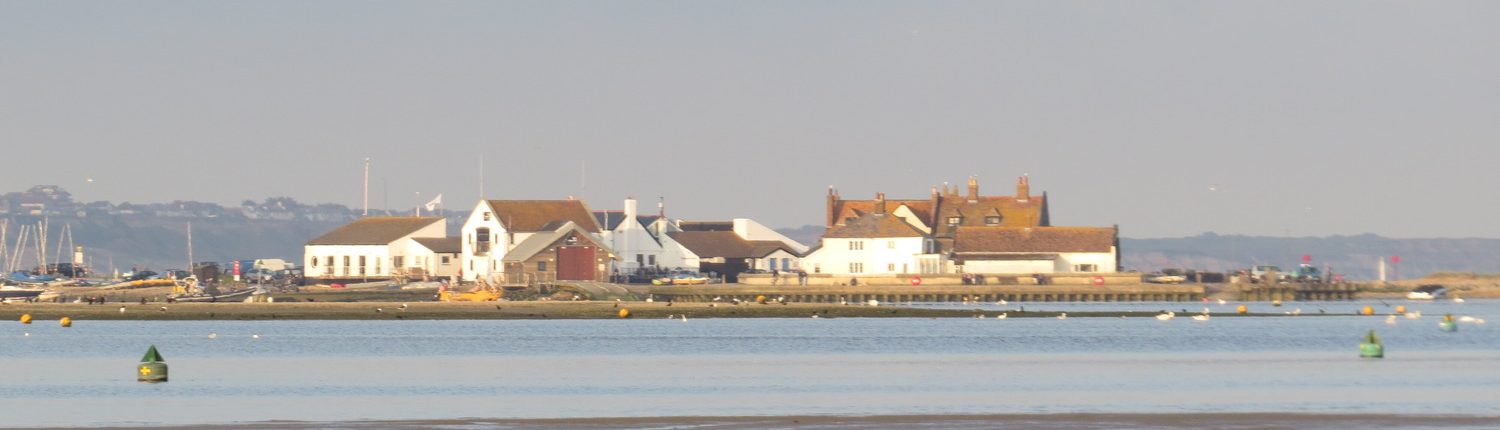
832, 200, 933, 226
486, 200, 601, 232
953, 226, 1116, 254
307, 217, 443, 245
668, 231, 757, 258
823, 213, 926, 238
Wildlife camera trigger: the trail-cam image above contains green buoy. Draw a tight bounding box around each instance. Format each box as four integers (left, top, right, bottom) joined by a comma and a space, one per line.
1439, 314, 1458, 332
1359, 330, 1383, 358
137, 345, 168, 383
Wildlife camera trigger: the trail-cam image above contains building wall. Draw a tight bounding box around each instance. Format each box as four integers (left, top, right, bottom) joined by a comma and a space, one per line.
1055, 248, 1118, 273
505, 231, 614, 284
460, 202, 508, 282
802, 237, 925, 275
304, 244, 392, 279
753, 249, 802, 271
657, 234, 700, 271
959, 249, 1117, 274
608, 219, 667, 272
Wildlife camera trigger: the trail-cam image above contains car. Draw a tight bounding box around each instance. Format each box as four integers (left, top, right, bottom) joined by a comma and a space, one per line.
124, 271, 159, 281
41, 263, 88, 278
244, 268, 279, 283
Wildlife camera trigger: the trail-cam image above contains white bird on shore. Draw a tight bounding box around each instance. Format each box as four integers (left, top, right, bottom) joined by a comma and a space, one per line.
119, 306, 126, 313
680, 315, 687, 322
1217, 299, 1227, 305
1458, 316, 1478, 323
1156, 311, 1176, 321
399, 303, 409, 310
251, 333, 260, 339
208, 332, 218, 339
1056, 313, 1068, 320
1454, 297, 1466, 304
23, 332, 30, 337
1405, 311, 1422, 320
997, 300, 1008, 305
1385, 315, 1398, 325
811, 314, 820, 319
1192, 314, 1210, 321
713, 296, 722, 302
996, 313, 1007, 319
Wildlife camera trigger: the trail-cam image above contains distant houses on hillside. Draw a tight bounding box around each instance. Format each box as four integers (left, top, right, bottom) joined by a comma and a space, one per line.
301, 176, 1120, 285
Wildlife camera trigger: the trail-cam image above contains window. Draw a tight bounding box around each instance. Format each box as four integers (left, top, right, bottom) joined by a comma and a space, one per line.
441, 256, 451, 265
849, 262, 864, 273
648, 255, 656, 266
483, 211, 491, 221
781, 258, 789, 270
537, 261, 547, 272
985, 216, 1001, 226
393, 256, 404, 268
326, 256, 334, 267
947, 217, 962, 226
849, 241, 864, 250
636, 254, 645, 265
310, 256, 318, 267
887, 263, 895, 272
1074, 264, 1098, 273
887, 240, 896, 249
475, 228, 491, 254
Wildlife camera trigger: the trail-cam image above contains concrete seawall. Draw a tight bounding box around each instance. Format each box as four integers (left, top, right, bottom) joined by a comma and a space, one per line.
645, 283, 1205, 303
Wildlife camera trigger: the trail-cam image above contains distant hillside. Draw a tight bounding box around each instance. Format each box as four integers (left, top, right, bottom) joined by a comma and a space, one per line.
776, 225, 825, 250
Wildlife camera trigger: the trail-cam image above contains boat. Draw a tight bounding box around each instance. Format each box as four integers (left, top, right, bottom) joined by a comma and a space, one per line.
1406, 284, 1447, 300
7, 271, 58, 285
1144, 273, 1187, 284
0, 284, 47, 302
168, 277, 256, 302
669, 272, 710, 285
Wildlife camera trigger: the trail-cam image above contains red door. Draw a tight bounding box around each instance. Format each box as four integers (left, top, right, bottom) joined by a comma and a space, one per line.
557, 246, 595, 281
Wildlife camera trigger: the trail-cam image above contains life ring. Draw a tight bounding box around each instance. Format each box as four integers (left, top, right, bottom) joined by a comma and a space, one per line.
910, 277, 922, 286
1092, 276, 1105, 286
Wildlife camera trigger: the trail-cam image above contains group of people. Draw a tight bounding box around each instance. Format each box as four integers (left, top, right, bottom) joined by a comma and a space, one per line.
769, 269, 809, 286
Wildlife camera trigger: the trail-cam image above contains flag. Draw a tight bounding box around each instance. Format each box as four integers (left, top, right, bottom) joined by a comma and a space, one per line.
424, 194, 443, 212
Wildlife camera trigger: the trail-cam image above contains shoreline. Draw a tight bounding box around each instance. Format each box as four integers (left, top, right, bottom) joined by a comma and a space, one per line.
78, 413, 1500, 430
0, 300, 1362, 321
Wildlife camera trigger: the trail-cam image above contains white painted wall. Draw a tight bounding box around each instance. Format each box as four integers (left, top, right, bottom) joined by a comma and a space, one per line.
304, 218, 446, 280
657, 233, 700, 271
460, 201, 508, 282
1055, 248, 1117, 273
801, 237, 925, 275
754, 249, 801, 271
960, 248, 1117, 274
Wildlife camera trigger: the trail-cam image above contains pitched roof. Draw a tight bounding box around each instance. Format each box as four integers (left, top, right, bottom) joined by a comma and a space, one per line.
502, 222, 615, 262
823, 213, 926, 238
667, 231, 757, 258
953, 226, 1116, 254
679, 221, 734, 232
832, 199, 934, 227
748, 240, 800, 258
592, 211, 664, 232
486, 200, 601, 232
412, 237, 462, 254
934, 196, 1047, 236
306, 217, 443, 245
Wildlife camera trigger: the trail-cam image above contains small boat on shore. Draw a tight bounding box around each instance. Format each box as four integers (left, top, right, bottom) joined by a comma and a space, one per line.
1406, 284, 1447, 300
1, 284, 47, 302
169, 277, 256, 303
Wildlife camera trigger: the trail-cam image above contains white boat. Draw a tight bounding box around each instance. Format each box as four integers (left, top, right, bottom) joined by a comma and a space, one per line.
0, 284, 47, 302
1144, 274, 1187, 284
1406, 285, 1447, 300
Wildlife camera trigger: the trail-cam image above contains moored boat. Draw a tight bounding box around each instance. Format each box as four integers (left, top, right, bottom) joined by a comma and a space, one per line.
1406, 284, 1447, 300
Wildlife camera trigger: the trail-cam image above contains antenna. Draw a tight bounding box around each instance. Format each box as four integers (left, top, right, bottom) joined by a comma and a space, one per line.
479, 154, 485, 200
362, 157, 371, 216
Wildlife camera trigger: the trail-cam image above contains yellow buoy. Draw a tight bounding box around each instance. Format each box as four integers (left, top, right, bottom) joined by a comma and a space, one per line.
1236, 305, 1248, 314
756, 295, 768, 304
60, 317, 72, 327
1361, 306, 1375, 316
19, 314, 32, 324
1395, 305, 1407, 314
618, 308, 631, 318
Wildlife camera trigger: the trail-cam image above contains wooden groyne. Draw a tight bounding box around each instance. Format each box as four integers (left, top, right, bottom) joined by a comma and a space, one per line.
645, 284, 1206, 303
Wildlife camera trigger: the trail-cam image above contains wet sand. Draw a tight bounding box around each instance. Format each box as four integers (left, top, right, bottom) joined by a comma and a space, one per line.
77, 413, 1500, 430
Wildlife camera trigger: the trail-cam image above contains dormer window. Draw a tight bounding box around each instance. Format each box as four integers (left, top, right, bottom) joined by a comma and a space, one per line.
947, 217, 961, 226
985, 216, 1001, 226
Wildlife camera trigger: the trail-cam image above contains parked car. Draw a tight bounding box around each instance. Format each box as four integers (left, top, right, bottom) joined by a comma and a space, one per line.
40, 263, 88, 277
124, 271, 159, 281
244, 268, 279, 284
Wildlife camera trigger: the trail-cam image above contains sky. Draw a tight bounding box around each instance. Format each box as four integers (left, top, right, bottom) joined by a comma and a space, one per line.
2, 1, 1497, 238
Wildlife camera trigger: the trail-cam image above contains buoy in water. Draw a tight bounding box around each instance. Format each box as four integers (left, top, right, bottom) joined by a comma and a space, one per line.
618, 308, 631, 318
1360, 306, 1375, 316
59, 317, 72, 328
1236, 305, 1248, 314
1272, 300, 1282, 307
1440, 314, 1458, 332
1395, 305, 1407, 314
137, 345, 168, 383
19, 314, 32, 324
1359, 330, 1383, 358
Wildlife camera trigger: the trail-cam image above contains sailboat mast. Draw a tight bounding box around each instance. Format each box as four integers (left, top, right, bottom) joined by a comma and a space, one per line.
186, 222, 194, 271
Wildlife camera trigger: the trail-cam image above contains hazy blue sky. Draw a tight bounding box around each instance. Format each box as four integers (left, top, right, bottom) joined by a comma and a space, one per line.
3, 1, 1496, 238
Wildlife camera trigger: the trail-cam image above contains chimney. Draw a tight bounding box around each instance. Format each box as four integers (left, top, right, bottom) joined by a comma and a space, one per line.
622, 197, 637, 230
966, 176, 979, 202
874, 192, 887, 214
826, 186, 838, 227
1016, 176, 1030, 203
930, 186, 939, 198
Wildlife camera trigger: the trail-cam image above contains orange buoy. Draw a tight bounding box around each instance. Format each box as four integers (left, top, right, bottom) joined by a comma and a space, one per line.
20, 314, 32, 324
1395, 305, 1407, 314
60, 317, 72, 327
1361, 306, 1375, 316
756, 295, 768, 304
617, 308, 631, 318
1236, 305, 1248, 314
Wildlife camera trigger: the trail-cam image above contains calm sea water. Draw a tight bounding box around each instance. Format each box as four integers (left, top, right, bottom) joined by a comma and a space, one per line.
2, 299, 1496, 428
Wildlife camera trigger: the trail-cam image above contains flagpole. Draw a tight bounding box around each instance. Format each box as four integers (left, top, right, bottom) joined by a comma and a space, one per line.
363, 157, 371, 216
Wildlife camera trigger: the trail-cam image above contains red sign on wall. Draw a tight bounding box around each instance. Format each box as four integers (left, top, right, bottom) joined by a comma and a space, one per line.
910, 277, 922, 286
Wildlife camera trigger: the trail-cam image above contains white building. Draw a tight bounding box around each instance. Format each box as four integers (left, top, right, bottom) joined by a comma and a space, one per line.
666, 219, 806, 282
593, 197, 698, 273
459, 199, 606, 283
800, 211, 942, 276
303, 216, 446, 282
953, 226, 1119, 274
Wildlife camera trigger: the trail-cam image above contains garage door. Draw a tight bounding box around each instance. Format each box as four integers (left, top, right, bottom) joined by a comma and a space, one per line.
557, 246, 595, 281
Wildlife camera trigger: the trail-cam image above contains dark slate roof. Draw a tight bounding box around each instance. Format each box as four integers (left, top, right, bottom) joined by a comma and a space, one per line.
953, 227, 1116, 254
668, 231, 756, 258
306, 217, 443, 245
412, 237, 462, 254
822, 213, 926, 239
486, 200, 602, 232
593, 211, 665, 231
748, 240, 799, 258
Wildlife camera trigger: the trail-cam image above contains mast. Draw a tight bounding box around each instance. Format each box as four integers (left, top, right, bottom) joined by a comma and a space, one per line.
186, 222, 194, 271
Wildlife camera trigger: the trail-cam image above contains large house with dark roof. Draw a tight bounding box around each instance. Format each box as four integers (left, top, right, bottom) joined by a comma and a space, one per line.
804, 176, 1118, 276
459, 199, 615, 283
666, 219, 806, 282
592, 197, 697, 274
303, 216, 450, 282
